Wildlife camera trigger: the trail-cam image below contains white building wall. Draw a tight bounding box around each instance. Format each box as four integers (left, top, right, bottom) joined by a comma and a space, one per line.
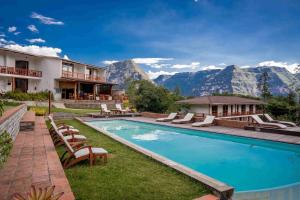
0, 77, 12, 92
189, 105, 210, 114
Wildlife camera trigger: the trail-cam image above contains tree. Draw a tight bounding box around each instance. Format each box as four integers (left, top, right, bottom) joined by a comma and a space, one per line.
257, 71, 271, 101
126, 80, 184, 113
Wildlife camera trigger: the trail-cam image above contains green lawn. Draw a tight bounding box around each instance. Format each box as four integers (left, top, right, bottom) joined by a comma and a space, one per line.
29, 106, 99, 115
52, 120, 209, 200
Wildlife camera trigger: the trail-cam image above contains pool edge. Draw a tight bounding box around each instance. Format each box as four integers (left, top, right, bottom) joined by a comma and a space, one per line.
75, 117, 234, 200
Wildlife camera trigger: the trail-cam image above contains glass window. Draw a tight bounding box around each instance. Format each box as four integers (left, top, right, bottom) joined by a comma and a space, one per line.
62, 62, 74, 72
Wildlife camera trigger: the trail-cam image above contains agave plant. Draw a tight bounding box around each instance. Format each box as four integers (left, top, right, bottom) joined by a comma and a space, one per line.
13, 185, 64, 200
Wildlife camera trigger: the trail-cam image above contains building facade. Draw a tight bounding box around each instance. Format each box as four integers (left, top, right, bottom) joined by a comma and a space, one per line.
177, 96, 265, 117
0, 47, 116, 101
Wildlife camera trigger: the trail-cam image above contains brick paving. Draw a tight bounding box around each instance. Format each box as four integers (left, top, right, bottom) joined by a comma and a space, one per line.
0, 117, 74, 200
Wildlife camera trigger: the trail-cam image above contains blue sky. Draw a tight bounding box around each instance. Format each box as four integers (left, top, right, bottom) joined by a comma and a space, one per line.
0, 0, 300, 78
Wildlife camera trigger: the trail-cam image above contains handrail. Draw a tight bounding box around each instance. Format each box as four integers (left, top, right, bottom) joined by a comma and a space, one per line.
61, 70, 106, 82
0, 66, 42, 77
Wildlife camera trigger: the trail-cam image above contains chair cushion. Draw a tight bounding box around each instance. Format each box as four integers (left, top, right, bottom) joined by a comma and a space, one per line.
64, 135, 86, 140
59, 128, 79, 134
74, 147, 108, 158
58, 125, 74, 129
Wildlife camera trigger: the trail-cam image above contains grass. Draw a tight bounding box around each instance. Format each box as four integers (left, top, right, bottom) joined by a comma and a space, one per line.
29, 106, 99, 115
52, 119, 209, 200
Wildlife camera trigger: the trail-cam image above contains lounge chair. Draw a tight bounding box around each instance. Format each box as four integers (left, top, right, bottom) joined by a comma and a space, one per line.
49, 120, 80, 134
192, 115, 215, 127
50, 122, 86, 145
48, 115, 74, 130
116, 103, 128, 114
101, 104, 111, 115
156, 113, 177, 122
60, 134, 108, 168
172, 113, 194, 124
264, 114, 297, 127
251, 115, 287, 129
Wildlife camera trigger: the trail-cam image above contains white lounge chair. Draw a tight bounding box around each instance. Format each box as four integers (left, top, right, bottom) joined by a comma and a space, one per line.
251, 115, 287, 129
101, 104, 111, 115
59, 134, 108, 168
156, 113, 177, 122
192, 115, 215, 127
172, 113, 194, 124
264, 114, 297, 127
48, 115, 74, 130
50, 121, 86, 145
116, 103, 128, 113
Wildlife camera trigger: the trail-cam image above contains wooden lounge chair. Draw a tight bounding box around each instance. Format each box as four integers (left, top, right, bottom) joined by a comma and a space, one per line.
115, 103, 128, 114
251, 115, 287, 129
60, 134, 108, 168
50, 122, 86, 146
156, 113, 177, 122
192, 115, 215, 127
49, 120, 80, 135
264, 114, 297, 127
172, 113, 194, 124
101, 104, 111, 115
48, 115, 74, 130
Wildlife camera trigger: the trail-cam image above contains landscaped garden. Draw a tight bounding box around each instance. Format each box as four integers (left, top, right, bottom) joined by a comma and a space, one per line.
50, 119, 209, 200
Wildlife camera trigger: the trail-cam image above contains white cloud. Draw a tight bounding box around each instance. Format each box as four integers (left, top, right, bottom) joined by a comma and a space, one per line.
201, 65, 222, 70
26, 38, 46, 43
8, 26, 17, 32
258, 60, 299, 73
171, 62, 200, 69
132, 58, 173, 65
63, 55, 70, 60
0, 38, 15, 46
27, 25, 39, 33
147, 70, 177, 79
0, 33, 5, 37
219, 63, 226, 66
14, 32, 21, 35
240, 65, 251, 68
31, 12, 64, 25
4, 44, 62, 57
102, 60, 119, 65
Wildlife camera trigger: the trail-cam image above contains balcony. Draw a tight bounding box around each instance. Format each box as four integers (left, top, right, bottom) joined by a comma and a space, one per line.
0, 66, 42, 78
61, 70, 106, 82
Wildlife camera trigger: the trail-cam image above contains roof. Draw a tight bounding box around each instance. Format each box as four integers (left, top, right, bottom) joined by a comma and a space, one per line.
176, 96, 265, 105
0, 47, 105, 69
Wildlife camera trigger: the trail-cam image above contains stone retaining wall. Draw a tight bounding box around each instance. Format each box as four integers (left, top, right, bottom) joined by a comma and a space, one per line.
140, 112, 169, 118
0, 104, 27, 140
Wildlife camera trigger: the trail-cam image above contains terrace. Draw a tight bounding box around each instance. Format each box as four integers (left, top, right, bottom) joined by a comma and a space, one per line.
61, 70, 106, 83
0, 66, 42, 78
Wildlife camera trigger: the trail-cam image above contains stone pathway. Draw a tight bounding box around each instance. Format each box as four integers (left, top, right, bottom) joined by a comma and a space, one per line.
0, 117, 74, 200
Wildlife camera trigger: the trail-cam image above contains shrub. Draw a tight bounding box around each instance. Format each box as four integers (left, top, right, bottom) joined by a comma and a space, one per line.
2, 91, 51, 101
30, 107, 47, 116
0, 131, 13, 168
0, 100, 4, 116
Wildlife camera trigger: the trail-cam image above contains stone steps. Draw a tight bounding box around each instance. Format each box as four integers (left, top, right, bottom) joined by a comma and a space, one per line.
20, 111, 35, 131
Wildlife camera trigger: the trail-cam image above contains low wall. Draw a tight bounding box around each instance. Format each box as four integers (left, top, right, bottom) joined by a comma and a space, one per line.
215, 119, 250, 129
64, 101, 120, 109
140, 112, 169, 118
0, 104, 27, 140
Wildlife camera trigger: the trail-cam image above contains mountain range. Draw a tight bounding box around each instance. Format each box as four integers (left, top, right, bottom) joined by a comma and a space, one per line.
105, 60, 300, 96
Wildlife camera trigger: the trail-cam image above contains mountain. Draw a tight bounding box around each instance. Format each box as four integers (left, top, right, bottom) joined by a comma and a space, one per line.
154, 65, 300, 96
105, 60, 150, 89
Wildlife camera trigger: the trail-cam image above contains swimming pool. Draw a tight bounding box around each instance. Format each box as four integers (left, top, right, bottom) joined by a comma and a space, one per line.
86, 119, 300, 194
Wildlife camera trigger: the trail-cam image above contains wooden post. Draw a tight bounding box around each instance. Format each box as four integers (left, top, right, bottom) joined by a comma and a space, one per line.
74, 82, 77, 100
12, 77, 15, 91
93, 84, 96, 100
48, 90, 51, 114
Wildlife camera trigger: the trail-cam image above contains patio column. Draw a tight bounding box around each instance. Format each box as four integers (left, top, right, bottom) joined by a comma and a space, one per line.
74, 82, 77, 100
93, 84, 96, 100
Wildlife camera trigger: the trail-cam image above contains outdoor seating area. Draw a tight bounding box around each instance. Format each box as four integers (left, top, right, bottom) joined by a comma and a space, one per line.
48, 116, 108, 168
153, 111, 298, 133
89, 103, 141, 118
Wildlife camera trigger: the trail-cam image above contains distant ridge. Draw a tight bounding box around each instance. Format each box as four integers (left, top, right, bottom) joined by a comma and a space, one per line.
105, 60, 150, 89
154, 65, 300, 96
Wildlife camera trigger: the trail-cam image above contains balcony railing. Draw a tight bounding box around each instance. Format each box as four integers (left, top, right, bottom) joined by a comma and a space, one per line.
213, 110, 263, 117
0, 66, 42, 78
61, 70, 106, 82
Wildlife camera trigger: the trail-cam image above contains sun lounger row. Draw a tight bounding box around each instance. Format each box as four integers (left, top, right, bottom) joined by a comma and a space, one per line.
156, 113, 215, 127
156, 112, 297, 129
101, 103, 129, 115
48, 115, 108, 168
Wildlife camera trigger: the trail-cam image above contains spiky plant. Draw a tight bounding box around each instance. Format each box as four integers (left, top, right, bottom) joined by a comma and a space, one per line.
13, 185, 64, 200
0, 100, 4, 116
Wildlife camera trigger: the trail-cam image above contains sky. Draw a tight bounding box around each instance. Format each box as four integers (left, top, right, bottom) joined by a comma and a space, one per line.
0, 0, 300, 79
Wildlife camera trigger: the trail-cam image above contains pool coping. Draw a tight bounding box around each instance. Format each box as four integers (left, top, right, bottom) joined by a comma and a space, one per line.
76, 117, 234, 200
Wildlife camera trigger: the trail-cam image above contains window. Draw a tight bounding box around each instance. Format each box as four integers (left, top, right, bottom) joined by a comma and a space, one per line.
212, 105, 218, 116
249, 105, 254, 114
223, 105, 228, 116
241, 105, 246, 114
62, 62, 74, 73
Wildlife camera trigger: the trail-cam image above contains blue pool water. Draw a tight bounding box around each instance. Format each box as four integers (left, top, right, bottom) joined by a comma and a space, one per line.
87, 120, 300, 192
